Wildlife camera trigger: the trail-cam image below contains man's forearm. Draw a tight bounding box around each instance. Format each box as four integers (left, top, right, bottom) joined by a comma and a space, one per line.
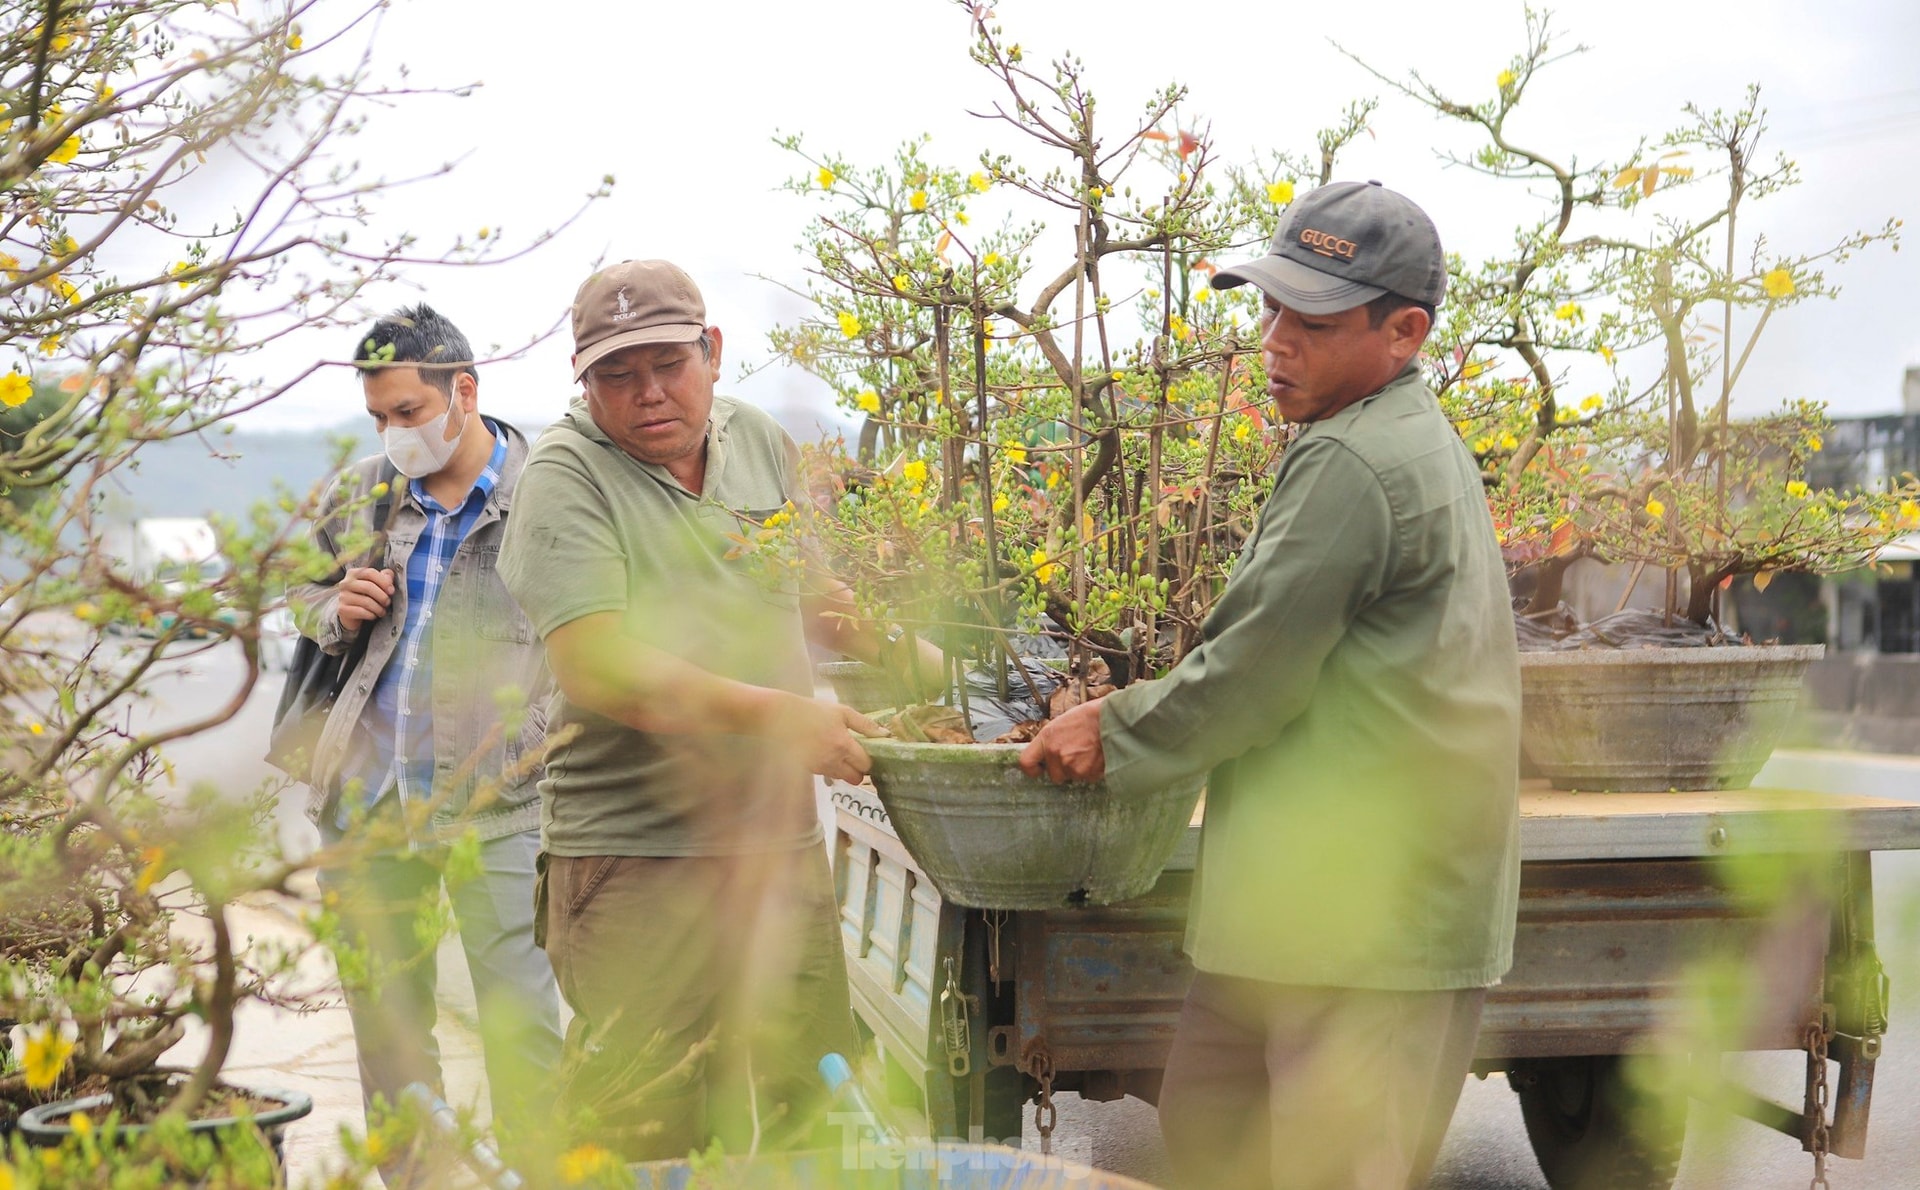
547, 612, 790, 737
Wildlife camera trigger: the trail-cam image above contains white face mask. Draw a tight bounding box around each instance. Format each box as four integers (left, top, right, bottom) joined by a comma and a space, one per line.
382, 399, 465, 478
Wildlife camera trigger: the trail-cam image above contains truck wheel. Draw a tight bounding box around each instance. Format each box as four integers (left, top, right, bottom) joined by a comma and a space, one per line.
1513, 1055, 1686, 1190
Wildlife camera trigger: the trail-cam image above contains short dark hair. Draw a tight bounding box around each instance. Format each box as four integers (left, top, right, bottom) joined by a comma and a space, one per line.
1363, 292, 1437, 330
353, 304, 477, 395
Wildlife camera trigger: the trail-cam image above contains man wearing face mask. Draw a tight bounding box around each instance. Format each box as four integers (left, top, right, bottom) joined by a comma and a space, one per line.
288, 304, 561, 1165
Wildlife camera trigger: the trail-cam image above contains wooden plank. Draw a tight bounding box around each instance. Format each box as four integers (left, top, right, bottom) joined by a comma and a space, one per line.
1518, 785, 1920, 861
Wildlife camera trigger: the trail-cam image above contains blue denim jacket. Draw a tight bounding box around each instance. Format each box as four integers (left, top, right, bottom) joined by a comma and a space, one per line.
289, 421, 549, 842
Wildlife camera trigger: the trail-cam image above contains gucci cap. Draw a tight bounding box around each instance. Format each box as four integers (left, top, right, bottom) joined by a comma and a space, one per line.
571, 259, 708, 380
1212, 180, 1446, 314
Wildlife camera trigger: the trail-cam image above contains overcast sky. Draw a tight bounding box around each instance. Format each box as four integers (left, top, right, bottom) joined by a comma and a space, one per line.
255, 0, 1920, 435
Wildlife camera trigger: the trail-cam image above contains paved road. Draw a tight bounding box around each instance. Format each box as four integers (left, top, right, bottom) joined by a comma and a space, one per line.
104, 635, 1920, 1187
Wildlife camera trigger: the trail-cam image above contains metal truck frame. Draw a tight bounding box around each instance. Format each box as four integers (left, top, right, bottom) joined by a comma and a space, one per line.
829, 782, 1920, 1188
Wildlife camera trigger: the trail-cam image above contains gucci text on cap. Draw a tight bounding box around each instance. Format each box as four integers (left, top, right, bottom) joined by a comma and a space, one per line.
1212, 181, 1446, 315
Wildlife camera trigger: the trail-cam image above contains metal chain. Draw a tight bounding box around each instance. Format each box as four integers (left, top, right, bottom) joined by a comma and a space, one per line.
941, 957, 973, 1077
1031, 1046, 1057, 1157
988, 909, 1007, 991
1806, 1019, 1832, 1190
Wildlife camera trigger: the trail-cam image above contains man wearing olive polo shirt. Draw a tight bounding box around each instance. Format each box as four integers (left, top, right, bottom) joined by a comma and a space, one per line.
1021, 182, 1521, 1190
497, 259, 929, 1161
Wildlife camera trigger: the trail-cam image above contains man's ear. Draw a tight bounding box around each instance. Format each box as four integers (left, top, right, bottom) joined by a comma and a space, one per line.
704, 326, 725, 377
1387, 305, 1433, 367
455, 369, 479, 411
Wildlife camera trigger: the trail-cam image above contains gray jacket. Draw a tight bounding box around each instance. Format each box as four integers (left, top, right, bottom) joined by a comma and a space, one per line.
289, 420, 549, 842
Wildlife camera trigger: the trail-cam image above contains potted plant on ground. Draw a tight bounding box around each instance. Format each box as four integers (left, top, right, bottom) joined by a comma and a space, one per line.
1352, 16, 1916, 789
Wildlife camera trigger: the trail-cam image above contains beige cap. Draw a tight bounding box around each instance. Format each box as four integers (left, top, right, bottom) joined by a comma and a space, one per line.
571, 259, 707, 380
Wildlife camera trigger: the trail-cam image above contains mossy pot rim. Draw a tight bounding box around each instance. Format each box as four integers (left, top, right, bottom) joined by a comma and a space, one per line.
18, 1085, 313, 1147
1519, 643, 1825, 667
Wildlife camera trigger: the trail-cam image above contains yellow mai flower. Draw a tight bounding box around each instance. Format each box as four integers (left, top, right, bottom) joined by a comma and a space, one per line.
1786, 480, 1810, 499
51, 235, 77, 257
135, 846, 168, 895
73, 602, 97, 622
49, 136, 80, 164
28, 723, 44, 737
287, 32, 303, 51
1762, 268, 1795, 299
955, 209, 970, 226
1265, 179, 1295, 205
67, 1112, 90, 1138
1805, 433, 1823, 453
558, 1143, 619, 1184
992, 493, 1009, 514
836, 311, 862, 339
1580, 394, 1604, 412
1497, 69, 1517, 89
909, 189, 928, 212
1472, 437, 1493, 454
21, 1025, 74, 1091
1598, 344, 1616, 365
817, 166, 835, 189
1029, 549, 1059, 585
0, 372, 33, 407
983, 251, 1001, 267
1552, 301, 1582, 323
1460, 359, 1488, 380
901, 459, 928, 485
1233, 422, 1252, 443
1645, 497, 1666, 519
855, 390, 881, 414
1899, 499, 1920, 527
980, 319, 995, 336
39, 333, 61, 356
1045, 470, 1062, 490
970, 172, 991, 193
1169, 314, 1191, 342
1005, 444, 1027, 465
892, 273, 910, 292
1498, 432, 1519, 452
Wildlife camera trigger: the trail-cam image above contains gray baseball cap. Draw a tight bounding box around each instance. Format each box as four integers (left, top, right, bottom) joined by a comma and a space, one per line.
1213, 180, 1446, 313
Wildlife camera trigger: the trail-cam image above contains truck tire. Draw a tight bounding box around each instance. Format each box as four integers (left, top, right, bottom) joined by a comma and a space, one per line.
1513, 1055, 1686, 1190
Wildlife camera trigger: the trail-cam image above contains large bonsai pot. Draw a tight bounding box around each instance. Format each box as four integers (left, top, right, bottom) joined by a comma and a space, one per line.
1518, 645, 1824, 791
861, 737, 1204, 909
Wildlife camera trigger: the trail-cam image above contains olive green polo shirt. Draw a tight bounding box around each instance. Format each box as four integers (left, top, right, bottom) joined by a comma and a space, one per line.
497, 396, 820, 858
1101, 364, 1521, 991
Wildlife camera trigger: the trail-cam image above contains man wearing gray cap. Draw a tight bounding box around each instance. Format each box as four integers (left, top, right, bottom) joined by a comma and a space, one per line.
497, 260, 934, 1160
1021, 182, 1520, 1189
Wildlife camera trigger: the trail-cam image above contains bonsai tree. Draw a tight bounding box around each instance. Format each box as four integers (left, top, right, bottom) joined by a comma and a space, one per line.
1350, 12, 1915, 636
757, 1, 1381, 730
0, 0, 601, 1177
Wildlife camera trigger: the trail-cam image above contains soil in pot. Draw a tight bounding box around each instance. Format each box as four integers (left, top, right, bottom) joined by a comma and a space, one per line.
19, 1071, 313, 1160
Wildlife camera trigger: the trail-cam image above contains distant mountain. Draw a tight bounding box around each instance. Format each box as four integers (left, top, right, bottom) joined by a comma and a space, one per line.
95, 424, 382, 523
91, 395, 858, 524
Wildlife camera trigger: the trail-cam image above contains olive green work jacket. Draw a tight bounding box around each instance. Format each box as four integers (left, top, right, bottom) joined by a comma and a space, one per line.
1100, 364, 1522, 991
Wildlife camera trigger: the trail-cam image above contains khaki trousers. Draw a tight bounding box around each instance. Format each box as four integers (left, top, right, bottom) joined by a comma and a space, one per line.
1158, 973, 1485, 1190
541, 845, 855, 1162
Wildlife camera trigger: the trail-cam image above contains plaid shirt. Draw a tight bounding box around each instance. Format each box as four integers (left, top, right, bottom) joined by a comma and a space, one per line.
341, 423, 508, 826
